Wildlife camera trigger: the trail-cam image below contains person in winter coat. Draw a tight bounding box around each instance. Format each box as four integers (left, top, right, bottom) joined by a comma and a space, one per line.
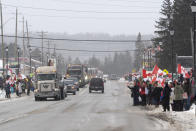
5, 80, 11, 98
183, 78, 191, 110
162, 83, 172, 112
174, 82, 184, 111
140, 82, 146, 106
16, 80, 22, 97
128, 80, 140, 106
151, 82, 162, 107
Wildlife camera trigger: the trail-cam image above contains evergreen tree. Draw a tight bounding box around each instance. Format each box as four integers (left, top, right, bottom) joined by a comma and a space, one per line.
152, 0, 173, 70
134, 32, 144, 71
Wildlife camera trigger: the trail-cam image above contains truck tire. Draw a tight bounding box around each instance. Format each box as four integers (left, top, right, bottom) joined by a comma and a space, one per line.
102, 90, 104, 94
73, 92, 76, 95
35, 97, 39, 101
89, 89, 91, 93
64, 93, 67, 98
77, 88, 79, 91
55, 94, 61, 101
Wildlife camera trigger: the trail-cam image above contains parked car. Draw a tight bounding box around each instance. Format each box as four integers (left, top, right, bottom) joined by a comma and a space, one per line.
67, 77, 80, 91
64, 80, 77, 95
89, 78, 104, 93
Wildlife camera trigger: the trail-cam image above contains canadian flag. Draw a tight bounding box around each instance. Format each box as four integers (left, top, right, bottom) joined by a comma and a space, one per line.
142, 69, 147, 78
152, 65, 165, 76
177, 64, 190, 78
152, 65, 159, 75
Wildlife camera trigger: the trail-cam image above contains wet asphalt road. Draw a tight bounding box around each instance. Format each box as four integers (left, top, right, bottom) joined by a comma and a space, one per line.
0, 80, 170, 131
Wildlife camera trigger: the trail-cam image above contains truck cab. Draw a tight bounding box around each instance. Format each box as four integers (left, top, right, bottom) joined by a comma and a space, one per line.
34, 66, 67, 101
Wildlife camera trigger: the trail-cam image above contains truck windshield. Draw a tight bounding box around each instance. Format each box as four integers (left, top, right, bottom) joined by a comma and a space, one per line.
37, 74, 56, 81
64, 80, 74, 85
68, 70, 81, 75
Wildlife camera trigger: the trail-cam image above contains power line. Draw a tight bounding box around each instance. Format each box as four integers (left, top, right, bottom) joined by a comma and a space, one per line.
30, 45, 137, 52
2, 3, 158, 14
53, 0, 160, 8
108, 0, 161, 4
1, 34, 152, 43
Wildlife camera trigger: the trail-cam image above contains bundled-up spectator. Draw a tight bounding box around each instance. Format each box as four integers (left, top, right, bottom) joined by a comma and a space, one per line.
140, 82, 147, 106
151, 82, 162, 107
5, 80, 11, 98
183, 78, 191, 110
128, 80, 140, 106
0, 77, 3, 90
162, 83, 171, 112
174, 81, 184, 111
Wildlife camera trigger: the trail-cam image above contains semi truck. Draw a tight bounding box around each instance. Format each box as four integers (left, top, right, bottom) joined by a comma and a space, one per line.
66, 64, 88, 88
34, 60, 67, 101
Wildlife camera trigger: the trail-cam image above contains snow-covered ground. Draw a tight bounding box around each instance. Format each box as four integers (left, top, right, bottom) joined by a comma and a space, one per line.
0, 89, 29, 102
146, 104, 196, 131
0, 90, 6, 99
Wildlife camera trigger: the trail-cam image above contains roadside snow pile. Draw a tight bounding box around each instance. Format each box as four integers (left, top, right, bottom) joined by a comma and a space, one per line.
169, 104, 196, 131
0, 90, 5, 99
146, 105, 196, 131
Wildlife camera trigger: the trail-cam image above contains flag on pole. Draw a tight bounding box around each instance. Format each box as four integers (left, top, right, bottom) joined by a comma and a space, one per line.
152, 65, 159, 75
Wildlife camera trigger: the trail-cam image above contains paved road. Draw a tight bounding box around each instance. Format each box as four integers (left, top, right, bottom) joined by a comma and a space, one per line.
0, 81, 170, 131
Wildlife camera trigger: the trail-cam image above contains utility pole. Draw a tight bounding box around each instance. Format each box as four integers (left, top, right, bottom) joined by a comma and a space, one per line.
47, 40, 50, 65
26, 20, 30, 49
37, 31, 47, 66
0, 0, 4, 77
15, 8, 18, 62
22, 17, 25, 58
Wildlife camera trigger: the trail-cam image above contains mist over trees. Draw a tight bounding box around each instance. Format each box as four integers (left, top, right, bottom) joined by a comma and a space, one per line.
70, 52, 133, 75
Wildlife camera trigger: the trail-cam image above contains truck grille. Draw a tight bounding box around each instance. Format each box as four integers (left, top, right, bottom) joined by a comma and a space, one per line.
40, 83, 52, 92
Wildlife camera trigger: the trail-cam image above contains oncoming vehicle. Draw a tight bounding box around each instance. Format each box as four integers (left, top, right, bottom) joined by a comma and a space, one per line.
110, 74, 118, 80
64, 79, 77, 95
89, 78, 104, 93
66, 64, 87, 88
67, 77, 80, 91
34, 66, 67, 101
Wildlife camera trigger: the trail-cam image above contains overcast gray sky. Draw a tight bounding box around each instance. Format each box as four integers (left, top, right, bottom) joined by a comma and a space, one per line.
2, 0, 162, 35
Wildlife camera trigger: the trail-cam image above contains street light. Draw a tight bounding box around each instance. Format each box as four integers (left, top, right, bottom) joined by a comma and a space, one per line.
191, 0, 196, 117
5, 46, 8, 76
17, 47, 20, 75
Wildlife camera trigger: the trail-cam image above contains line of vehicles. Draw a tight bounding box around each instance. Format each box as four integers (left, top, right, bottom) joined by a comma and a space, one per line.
33, 60, 108, 101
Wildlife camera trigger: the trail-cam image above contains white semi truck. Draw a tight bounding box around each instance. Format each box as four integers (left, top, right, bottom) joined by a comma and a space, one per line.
34, 66, 67, 101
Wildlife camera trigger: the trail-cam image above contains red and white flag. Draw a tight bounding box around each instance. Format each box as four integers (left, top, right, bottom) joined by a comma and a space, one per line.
177, 64, 190, 78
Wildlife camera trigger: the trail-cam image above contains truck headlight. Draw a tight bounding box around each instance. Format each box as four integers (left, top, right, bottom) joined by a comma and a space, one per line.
34, 89, 39, 93
72, 86, 75, 89
54, 88, 59, 91
79, 80, 82, 82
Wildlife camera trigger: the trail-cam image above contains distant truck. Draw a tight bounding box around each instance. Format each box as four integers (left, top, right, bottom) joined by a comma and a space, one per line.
110, 74, 118, 80
34, 66, 67, 101
66, 64, 88, 88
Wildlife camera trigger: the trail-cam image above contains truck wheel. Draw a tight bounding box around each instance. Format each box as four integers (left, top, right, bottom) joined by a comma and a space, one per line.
77, 88, 79, 91
35, 97, 39, 101
55, 95, 61, 101
64, 93, 67, 98
89, 90, 91, 93
73, 92, 76, 95
102, 90, 104, 94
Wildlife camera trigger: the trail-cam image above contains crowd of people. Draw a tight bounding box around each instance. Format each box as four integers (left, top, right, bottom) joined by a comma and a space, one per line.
0, 75, 34, 99
128, 76, 195, 112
